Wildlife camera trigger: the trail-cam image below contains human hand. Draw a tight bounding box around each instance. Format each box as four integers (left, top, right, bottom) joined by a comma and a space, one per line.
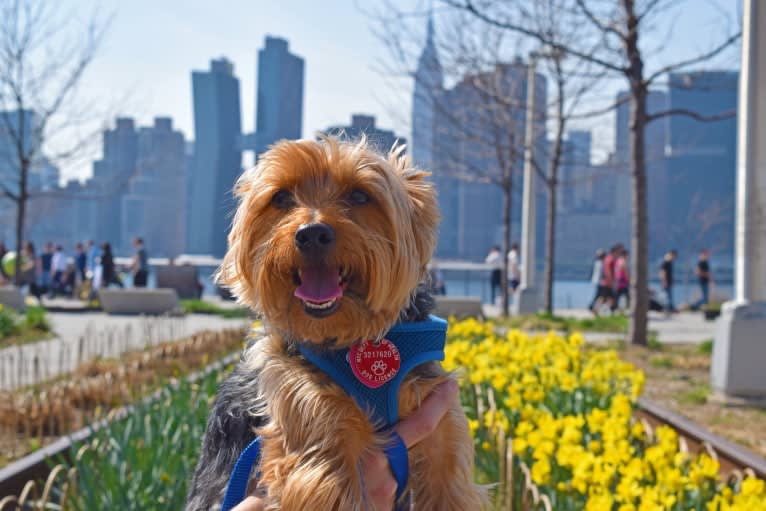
231, 379, 459, 511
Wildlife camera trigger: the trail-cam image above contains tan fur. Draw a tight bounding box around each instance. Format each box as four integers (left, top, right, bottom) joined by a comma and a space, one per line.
220, 137, 486, 509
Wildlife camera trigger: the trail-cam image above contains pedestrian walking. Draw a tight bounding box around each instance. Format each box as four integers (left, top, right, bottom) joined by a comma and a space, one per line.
19, 241, 43, 303
49, 245, 67, 298
100, 243, 124, 288
75, 242, 87, 282
40, 242, 53, 292
691, 249, 713, 310
660, 250, 678, 314
131, 237, 149, 287
592, 244, 621, 314
508, 243, 521, 295
0, 241, 7, 284
485, 246, 502, 304
588, 249, 606, 311
86, 240, 100, 274
613, 249, 630, 311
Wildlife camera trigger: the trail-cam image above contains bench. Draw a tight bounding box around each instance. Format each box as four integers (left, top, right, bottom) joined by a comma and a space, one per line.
155, 265, 203, 299
433, 295, 484, 320
98, 288, 181, 315
0, 286, 25, 312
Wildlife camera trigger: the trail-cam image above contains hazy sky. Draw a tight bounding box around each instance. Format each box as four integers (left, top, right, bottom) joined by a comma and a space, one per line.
62, 0, 741, 180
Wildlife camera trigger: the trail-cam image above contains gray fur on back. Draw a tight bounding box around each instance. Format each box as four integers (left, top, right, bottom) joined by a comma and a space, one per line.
185, 287, 434, 509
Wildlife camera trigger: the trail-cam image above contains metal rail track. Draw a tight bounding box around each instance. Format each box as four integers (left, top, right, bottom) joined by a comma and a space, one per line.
637, 396, 766, 480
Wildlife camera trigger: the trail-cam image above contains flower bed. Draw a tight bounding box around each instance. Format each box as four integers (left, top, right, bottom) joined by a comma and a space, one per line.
445, 318, 766, 510
0, 305, 52, 348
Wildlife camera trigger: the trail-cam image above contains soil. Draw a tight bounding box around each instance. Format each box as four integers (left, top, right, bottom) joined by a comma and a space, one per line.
606, 341, 766, 459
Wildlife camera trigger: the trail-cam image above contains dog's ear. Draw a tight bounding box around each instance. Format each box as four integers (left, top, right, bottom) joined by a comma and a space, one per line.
389, 147, 440, 269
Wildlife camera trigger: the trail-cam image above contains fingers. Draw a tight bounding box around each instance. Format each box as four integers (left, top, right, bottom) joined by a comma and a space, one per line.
393, 379, 458, 449
231, 496, 264, 511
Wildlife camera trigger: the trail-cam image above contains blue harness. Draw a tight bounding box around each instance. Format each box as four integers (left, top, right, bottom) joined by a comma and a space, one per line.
221, 316, 447, 511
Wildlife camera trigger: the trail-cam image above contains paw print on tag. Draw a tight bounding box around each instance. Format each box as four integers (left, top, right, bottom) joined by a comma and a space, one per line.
371, 360, 388, 376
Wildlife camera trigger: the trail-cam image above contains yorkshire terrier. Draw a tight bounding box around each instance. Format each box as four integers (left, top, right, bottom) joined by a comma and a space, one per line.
186, 137, 485, 510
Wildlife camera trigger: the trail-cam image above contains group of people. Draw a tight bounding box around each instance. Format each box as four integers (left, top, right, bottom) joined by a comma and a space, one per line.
485, 243, 521, 305
589, 245, 714, 315
589, 244, 631, 315
0, 237, 149, 303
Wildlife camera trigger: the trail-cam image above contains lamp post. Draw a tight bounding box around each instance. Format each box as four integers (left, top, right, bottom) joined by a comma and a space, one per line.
514, 52, 541, 314
711, 0, 766, 404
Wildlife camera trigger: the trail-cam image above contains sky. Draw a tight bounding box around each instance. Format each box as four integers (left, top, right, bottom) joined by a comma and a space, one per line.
60, 0, 741, 181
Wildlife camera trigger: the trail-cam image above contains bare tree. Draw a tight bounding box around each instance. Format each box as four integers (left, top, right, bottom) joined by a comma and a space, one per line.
371, 4, 605, 316
443, 0, 740, 345
0, 0, 108, 284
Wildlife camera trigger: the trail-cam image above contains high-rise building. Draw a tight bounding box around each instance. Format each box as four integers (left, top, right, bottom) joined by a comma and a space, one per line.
255, 37, 304, 153
121, 117, 186, 257
90, 117, 139, 248
411, 14, 443, 172
430, 61, 547, 261
664, 71, 738, 263
613, 89, 668, 258
324, 114, 406, 153
188, 58, 242, 257
559, 131, 593, 212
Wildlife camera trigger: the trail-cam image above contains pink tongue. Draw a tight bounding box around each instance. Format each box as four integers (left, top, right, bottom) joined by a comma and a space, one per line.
295, 266, 343, 302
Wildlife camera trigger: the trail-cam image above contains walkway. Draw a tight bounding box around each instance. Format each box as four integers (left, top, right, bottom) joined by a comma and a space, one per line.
482, 306, 715, 344
0, 308, 251, 390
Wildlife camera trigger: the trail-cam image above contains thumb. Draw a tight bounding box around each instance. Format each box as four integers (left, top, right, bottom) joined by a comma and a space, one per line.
393, 379, 459, 448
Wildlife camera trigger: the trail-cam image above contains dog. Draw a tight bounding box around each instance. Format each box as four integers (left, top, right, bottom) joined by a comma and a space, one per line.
186, 136, 486, 510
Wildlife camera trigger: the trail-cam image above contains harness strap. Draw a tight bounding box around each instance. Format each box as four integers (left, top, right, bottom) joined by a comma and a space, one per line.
385, 431, 410, 510
220, 433, 410, 511
221, 436, 262, 511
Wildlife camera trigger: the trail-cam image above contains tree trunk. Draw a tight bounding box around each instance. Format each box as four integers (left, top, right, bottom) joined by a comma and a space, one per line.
501, 183, 511, 316
543, 72, 566, 314
543, 164, 558, 314
623, 0, 649, 346
13, 161, 28, 287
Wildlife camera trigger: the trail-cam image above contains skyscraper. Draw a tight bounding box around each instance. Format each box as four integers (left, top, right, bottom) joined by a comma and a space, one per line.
664, 71, 738, 262
431, 62, 547, 260
411, 14, 443, 171
90, 117, 139, 248
188, 58, 242, 257
122, 117, 186, 257
255, 37, 304, 154
324, 114, 406, 153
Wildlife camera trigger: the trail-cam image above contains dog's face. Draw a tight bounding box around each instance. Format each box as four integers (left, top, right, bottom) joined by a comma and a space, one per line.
219, 137, 439, 345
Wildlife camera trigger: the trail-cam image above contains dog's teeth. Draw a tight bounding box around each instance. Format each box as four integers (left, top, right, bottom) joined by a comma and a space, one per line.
304, 299, 336, 310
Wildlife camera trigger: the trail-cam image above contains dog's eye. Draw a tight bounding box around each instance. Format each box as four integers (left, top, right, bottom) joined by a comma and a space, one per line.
271, 190, 295, 209
347, 189, 371, 206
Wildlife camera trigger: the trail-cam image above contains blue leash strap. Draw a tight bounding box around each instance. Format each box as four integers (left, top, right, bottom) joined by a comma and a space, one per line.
385, 430, 410, 511
221, 436, 262, 511
221, 433, 410, 510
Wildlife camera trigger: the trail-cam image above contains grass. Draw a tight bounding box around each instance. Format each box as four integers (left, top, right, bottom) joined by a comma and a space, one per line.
649, 356, 674, 369
499, 311, 629, 333
678, 384, 710, 406
0, 305, 53, 348
181, 298, 251, 319
65, 367, 225, 510
699, 339, 714, 354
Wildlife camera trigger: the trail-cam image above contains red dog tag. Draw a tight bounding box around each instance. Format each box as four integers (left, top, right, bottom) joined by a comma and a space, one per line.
349, 339, 401, 388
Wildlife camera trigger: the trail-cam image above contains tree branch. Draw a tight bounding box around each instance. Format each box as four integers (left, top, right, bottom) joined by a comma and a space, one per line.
648, 108, 736, 123
443, 0, 628, 73
645, 31, 741, 84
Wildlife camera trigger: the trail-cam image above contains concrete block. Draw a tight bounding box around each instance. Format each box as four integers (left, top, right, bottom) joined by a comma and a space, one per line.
711, 301, 766, 400
433, 296, 484, 320
98, 288, 180, 315
0, 286, 25, 312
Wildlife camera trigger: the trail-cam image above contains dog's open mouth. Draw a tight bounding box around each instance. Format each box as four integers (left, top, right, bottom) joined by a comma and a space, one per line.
293, 266, 349, 318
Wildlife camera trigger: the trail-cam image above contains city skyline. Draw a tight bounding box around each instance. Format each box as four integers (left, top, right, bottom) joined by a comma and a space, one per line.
54, 0, 740, 182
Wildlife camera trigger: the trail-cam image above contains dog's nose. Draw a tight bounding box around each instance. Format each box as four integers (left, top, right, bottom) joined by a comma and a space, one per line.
295, 223, 336, 258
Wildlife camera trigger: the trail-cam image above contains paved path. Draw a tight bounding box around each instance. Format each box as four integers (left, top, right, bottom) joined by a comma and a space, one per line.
482, 305, 715, 344
0, 311, 250, 390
